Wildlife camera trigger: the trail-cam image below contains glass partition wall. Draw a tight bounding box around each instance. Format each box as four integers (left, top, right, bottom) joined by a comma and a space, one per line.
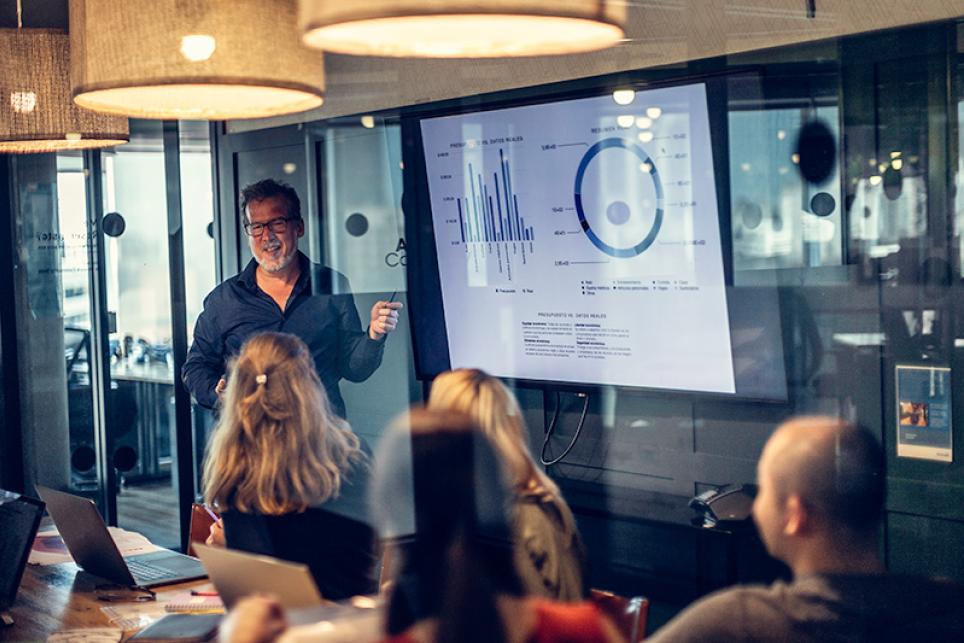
282, 21, 964, 599
201, 20, 964, 593
5, 121, 215, 550
2, 151, 100, 518
314, 119, 418, 445
178, 122, 219, 495
98, 122, 178, 546
4, 14, 964, 601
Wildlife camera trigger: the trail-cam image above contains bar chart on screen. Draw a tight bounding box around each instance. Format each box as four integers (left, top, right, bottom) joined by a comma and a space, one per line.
445, 147, 535, 282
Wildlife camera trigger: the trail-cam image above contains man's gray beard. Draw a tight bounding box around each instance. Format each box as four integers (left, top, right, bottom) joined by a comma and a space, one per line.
256, 248, 297, 274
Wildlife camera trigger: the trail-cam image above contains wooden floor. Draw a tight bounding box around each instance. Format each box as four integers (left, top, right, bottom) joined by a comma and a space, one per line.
116, 479, 181, 549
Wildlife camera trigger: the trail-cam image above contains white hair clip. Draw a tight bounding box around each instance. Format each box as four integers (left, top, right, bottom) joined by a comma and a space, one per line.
255, 373, 268, 385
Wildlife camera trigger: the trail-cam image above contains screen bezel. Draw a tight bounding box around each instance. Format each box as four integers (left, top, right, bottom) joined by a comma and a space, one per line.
402, 71, 789, 403
0, 492, 44, 610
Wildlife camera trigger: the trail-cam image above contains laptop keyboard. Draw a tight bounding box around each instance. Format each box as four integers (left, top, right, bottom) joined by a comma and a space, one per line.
127, 559, 175, 582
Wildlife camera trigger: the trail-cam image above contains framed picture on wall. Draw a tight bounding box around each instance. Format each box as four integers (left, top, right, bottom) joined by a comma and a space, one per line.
896, 364, 953, 463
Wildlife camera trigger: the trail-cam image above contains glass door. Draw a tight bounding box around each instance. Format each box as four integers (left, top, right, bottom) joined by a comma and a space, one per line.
97, 121, 181, 547
10, 122, 216, 550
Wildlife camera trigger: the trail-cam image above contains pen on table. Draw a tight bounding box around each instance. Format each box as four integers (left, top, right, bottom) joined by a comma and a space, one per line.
201, 504, 219, 523
191, 590, 219, 597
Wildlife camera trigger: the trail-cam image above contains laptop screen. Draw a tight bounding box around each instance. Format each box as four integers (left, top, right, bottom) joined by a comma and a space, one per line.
0, 490, 44, 610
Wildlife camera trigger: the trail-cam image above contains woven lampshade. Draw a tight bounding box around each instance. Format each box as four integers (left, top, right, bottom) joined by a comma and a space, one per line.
298, 0, 626, 57
70, 0, 325, 120
0, 29, 127, 153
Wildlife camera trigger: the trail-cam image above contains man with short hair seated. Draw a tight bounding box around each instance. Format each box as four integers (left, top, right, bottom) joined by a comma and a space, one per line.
649, 416, 964, 643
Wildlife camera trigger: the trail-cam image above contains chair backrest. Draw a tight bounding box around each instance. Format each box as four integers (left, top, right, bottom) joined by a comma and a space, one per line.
187, 503, 218, 557
378, 541, 396, 592
589, 588, 649, 643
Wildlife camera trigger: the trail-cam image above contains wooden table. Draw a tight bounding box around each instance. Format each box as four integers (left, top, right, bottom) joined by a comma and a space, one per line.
2, 561, 210, 641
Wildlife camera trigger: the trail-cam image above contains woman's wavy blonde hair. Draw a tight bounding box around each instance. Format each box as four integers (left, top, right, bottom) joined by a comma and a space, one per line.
202, 331, 362, 515
427, 368, 562, 503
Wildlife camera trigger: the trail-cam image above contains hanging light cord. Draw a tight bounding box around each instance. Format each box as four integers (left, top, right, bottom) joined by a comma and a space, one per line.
16, 0, 23, 29
541, 391, 590, 466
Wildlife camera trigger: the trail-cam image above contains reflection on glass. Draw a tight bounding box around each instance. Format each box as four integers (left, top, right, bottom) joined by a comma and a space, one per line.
318, 119, 418, 445
179, 121, 217, 340
101, 121, 179, 548
956, 88, 964, 274
57, 153, 100, 495
178, 120, 218, 490
729, 105, 842, 271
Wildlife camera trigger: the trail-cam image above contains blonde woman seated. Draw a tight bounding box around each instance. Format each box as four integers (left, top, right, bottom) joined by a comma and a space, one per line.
427, 369, 586, 601
220, 409, 621, 643
203, 331, 376, 600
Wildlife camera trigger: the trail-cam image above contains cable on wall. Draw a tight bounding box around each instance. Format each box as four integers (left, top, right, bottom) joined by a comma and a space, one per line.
541, 391, 591, 466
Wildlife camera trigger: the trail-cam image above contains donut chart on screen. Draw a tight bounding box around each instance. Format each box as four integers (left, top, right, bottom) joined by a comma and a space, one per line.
417, 82, 755, 396
573, 137, 664, 258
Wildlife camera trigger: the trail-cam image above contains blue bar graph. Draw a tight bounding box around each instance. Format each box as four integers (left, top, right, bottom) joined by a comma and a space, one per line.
500, 149, 512, 240
456, 149, 535, 245
493, 173, 504, 241
457, 199, 465, 243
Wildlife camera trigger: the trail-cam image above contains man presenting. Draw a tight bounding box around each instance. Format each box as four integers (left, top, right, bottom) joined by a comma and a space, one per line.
182, 179, 402, 419
649, 416, 964, 642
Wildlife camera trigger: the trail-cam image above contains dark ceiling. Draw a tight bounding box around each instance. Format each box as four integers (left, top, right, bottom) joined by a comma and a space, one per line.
0, 0, 68, 29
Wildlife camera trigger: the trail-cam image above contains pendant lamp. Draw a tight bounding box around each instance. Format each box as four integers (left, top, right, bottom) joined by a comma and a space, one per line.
298, 0, 627, 57
70, 0, 326, 121
0, 7, 128, 153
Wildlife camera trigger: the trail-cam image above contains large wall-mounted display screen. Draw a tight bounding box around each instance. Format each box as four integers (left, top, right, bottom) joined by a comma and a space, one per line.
410, 81, 786, 399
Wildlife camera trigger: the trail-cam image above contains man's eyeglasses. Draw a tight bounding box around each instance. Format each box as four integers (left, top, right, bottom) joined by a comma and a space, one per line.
243, 216, 297, 237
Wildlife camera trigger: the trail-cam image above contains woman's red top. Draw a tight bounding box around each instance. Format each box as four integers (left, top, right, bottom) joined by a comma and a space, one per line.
382, 599, 608, 643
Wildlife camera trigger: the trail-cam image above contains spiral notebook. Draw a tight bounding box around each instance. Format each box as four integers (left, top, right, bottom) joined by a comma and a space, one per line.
163, 592, 224, 614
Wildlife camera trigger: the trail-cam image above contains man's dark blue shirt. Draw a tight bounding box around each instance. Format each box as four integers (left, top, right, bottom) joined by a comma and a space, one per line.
182, 252, 384, 418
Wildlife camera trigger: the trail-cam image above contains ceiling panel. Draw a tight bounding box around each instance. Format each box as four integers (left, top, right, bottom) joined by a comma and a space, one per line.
0, 0, 959, 130
231, 0, 964, 130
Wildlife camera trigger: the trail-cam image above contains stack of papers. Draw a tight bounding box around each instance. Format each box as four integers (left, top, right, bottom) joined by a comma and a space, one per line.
29, 526, 163, 566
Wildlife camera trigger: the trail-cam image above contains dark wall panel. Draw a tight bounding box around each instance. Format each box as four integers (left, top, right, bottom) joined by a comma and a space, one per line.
888, 513, 964, 580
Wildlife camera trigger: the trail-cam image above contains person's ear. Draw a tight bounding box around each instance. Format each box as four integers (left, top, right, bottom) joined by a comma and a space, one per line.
783, 494, 808, 536
296, 218, 305, 238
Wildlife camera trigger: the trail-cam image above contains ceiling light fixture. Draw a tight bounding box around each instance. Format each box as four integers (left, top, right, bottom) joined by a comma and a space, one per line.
298, 0, 626, 58
0, 1, 128, 153
70, 0, 326, 120
612, 89, 635, 106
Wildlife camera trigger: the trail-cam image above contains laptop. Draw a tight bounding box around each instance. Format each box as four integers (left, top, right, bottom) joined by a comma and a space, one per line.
36, 485, 206, 588
193, 543, 324, 610
0, 490, 45, 625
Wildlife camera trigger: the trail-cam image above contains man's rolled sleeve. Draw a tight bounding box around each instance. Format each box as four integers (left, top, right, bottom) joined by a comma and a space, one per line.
333, 284, 386, 383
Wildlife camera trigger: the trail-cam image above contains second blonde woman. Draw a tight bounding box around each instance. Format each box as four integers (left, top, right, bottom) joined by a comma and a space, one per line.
427, 368, 587, 600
